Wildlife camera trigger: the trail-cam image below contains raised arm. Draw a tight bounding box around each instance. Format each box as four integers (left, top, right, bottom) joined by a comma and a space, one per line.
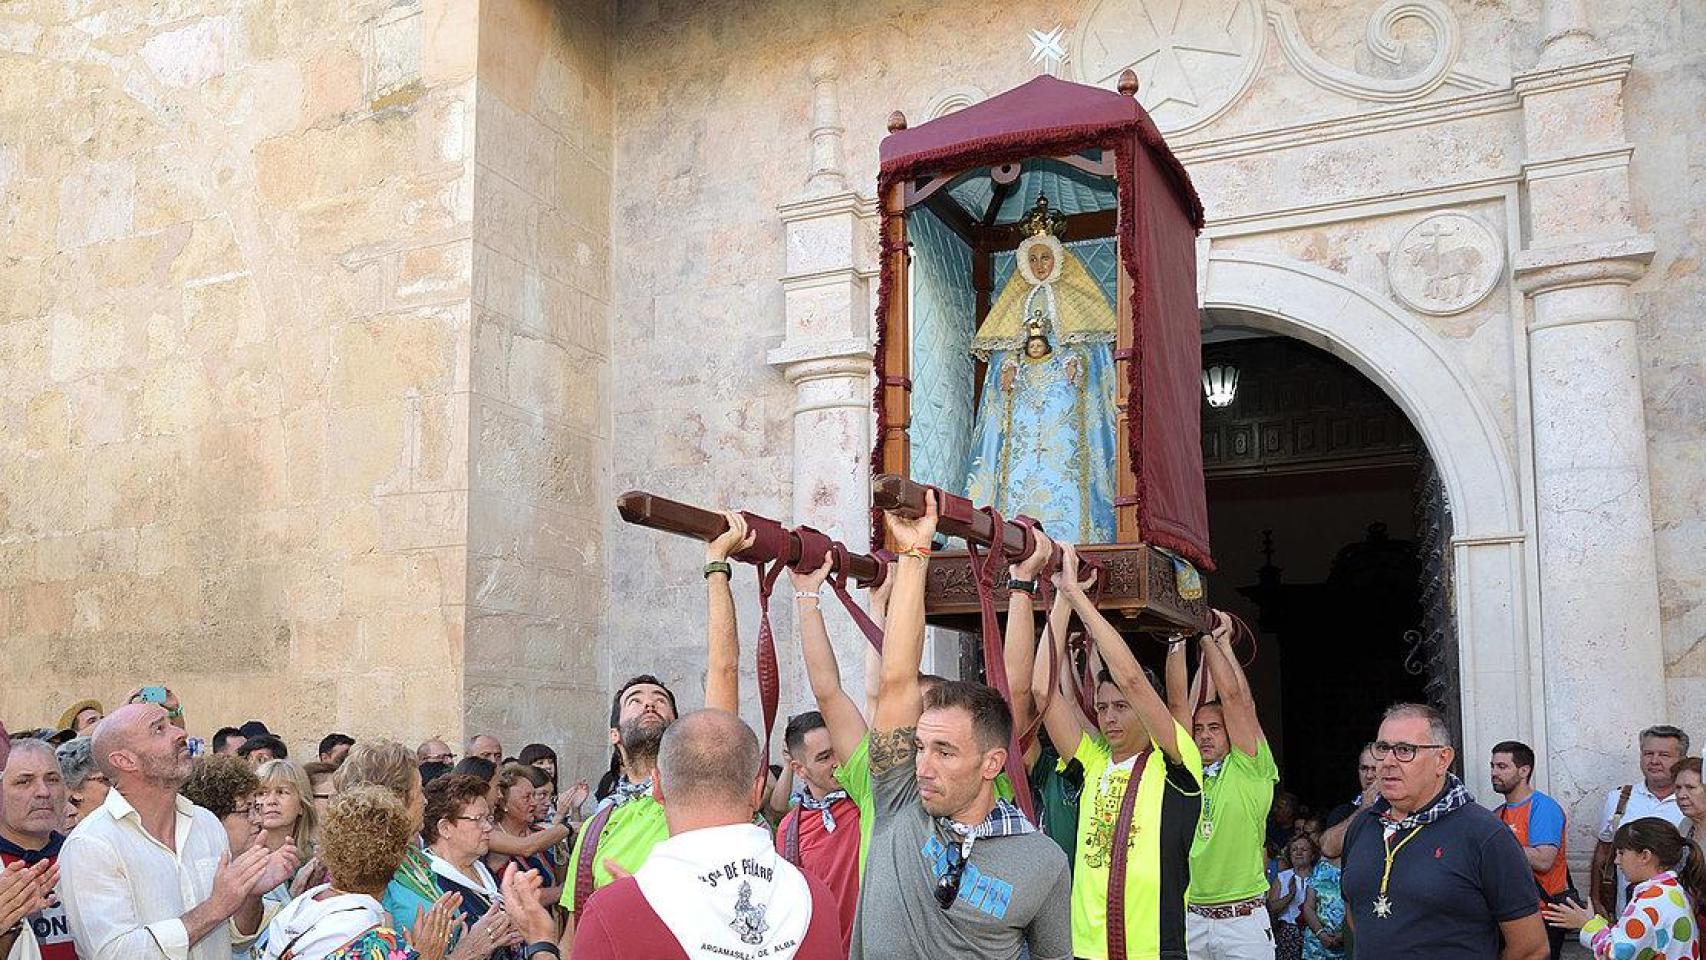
1058, 543, 1186, 763
870, 492, 938, 767
791, 554, 868, 763
1200, 611, 1263, 756
703, 511, 754, 714
1004, 529, 1054, 767
1034, 568, 1093, 761
1165, 636, 1192, 730
863, 565, 895, 720
487, 824, 572, 858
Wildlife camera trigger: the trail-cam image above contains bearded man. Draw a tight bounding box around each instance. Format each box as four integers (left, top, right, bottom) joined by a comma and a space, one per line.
59, 704, 299, 960
556, 512, 753, 958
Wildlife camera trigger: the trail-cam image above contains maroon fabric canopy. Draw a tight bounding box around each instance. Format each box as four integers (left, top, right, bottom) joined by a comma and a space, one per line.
874, 74, 1215, 571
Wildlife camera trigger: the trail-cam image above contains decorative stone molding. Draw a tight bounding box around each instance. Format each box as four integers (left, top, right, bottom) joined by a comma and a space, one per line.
1512, 235, 1655, 302
804, 55, 848, 195
1073, 0, 1497, 135
1267, 0, 1497, 103
924, 85, 987, 121
1387, 212, 1503, 315
1511, 52, 1632, 98
1200, 248, 1537, 807
1073, 0, 1266, 134
1536, 0, 1603, 67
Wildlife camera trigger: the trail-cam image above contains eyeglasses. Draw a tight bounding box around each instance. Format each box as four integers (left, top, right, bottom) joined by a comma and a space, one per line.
1370, 741, 1448, 762
934, 853, 969, 910
453, 815, 496, 827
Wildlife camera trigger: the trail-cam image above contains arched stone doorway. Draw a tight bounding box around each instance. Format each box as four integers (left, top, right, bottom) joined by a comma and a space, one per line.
1199, 249, 1541, 799
1200, 332, 1451, 805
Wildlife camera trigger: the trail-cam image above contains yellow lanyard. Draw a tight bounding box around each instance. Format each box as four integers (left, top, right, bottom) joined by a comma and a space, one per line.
1373, 824, 1425, 917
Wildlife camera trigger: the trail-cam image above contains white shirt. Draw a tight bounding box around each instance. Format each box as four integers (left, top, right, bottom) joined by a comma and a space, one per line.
58, 788, 258, 960
1598, 782, 1686, 912
1274, 869, 1305, 925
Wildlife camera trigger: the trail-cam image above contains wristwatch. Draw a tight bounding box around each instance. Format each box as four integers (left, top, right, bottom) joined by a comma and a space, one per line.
1006, 577, 1038, 595
523, 942, 561, 960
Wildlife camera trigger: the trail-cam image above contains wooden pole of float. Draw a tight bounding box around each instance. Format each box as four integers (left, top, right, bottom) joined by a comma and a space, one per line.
614, 491, 885, 583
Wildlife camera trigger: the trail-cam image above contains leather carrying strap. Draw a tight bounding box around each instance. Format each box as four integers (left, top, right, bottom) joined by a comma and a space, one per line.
965, 505, 1037, 823
1018, 555, 1108, 755
1105, 747, 1153, 960
572, 801, 618, 916
828, 539, 885, 652
781, 808, 802, 866
1595, 783, 1635, 909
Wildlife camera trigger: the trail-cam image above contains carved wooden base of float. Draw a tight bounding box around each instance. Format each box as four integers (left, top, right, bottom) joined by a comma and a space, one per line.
922, 542, 1210, 636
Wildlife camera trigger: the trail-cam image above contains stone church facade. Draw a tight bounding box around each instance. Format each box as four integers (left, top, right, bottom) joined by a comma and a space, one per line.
1, 0, 1700, 853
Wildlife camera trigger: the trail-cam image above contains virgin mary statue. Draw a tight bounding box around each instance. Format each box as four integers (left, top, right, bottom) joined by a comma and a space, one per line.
964, 196, 1119, 543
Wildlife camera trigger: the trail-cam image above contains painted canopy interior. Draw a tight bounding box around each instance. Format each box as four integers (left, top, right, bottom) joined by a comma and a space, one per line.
876, 74, 1214, 570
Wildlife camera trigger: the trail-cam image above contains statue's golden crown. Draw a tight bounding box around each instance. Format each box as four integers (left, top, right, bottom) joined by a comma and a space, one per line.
1020, 193, 1067, 238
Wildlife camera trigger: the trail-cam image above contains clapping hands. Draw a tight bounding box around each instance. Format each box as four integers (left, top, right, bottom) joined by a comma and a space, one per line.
0, 860, 57, 931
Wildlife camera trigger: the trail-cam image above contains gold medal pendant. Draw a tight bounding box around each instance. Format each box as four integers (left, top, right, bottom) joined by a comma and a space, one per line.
1372, 895, 1393, 918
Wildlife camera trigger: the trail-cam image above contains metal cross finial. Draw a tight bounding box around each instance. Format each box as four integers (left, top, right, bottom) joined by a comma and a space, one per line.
1027, 26, 1068, 76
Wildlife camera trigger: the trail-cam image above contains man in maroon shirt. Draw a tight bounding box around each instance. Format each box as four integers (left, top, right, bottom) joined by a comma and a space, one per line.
572, 709, 842, 960
775, 711, 861, 953
0, 739, 78, 960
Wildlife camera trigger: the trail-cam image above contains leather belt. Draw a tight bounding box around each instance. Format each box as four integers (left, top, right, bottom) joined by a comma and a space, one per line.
1188, 895, 1268, 920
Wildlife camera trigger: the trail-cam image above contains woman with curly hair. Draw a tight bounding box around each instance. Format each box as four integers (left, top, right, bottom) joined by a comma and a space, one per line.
333, 740, 436, 933
260, 786, 460, 960
182, 755, 263, 860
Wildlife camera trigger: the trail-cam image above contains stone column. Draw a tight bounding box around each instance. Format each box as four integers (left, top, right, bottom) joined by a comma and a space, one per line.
767, 56, 886, 705
1513, 47, 1663, 815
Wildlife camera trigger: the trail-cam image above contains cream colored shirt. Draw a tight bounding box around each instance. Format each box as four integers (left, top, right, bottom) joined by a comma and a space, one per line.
58, 789, 260, 960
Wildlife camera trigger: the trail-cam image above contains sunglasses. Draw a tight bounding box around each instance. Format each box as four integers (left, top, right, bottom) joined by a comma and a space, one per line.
934, 852, 969, 910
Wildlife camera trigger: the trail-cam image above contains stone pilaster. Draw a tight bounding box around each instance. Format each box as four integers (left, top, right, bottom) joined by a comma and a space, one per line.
1514, 40, 1664, 809
768, 56, 888, 702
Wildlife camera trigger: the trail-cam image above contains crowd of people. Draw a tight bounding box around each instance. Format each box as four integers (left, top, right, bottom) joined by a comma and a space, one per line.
1, 496, 1700, 960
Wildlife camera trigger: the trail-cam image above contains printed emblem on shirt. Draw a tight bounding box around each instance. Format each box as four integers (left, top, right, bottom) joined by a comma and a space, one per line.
729, 880, 768, 945
1084, 765, 1138, 869
921, 836, 1014, 919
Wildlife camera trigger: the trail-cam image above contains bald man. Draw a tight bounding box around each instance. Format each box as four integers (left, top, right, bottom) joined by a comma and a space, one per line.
417, 740, 454, 765
58, 704, 300, 960
571, 710, 843, 960
467, 735, 502, 765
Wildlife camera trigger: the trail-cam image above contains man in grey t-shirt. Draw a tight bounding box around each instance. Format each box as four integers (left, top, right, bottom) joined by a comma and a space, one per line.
851, 494, 1073, 960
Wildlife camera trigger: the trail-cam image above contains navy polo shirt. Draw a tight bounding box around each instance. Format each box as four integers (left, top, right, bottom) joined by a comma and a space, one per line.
1340, 793, 1538, 960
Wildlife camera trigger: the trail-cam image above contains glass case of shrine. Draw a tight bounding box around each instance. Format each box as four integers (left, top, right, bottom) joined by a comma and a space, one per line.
872, 74, 1216, 632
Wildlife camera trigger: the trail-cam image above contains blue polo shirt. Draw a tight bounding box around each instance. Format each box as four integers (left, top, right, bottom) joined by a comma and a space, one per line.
1340, 795, 1538, 960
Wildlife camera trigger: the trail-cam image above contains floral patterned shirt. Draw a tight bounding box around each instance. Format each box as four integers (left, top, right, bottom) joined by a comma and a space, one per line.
323, 928, 417, 960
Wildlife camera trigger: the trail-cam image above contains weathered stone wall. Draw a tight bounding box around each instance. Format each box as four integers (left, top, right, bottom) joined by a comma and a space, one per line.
1611, 2, 1706, 722
603, 0, 1702, 777
464, 0, 613, 778
2, 0, 1698, 796
0, 0, 480, 750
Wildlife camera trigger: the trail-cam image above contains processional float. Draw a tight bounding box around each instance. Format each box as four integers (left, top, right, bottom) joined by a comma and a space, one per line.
618, 70, 1216, 820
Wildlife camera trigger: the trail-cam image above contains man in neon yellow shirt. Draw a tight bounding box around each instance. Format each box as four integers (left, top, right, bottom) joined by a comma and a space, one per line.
556, 512, 754, 958
1167, 613, 1277, 959
1035, 544, 1203, 960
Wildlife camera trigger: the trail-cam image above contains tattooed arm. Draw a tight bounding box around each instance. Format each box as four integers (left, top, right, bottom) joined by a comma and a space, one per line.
869, 491, 939, 774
